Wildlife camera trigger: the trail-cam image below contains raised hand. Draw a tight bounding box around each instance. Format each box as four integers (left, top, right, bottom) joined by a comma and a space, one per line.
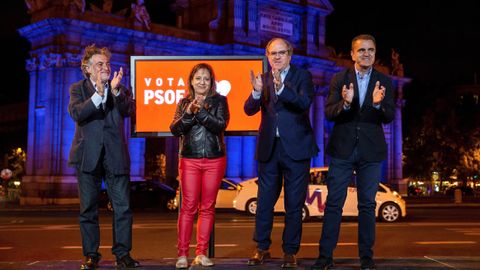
195, 94, 205, 105
96, 70, 104, 96
272, 69, 283, 91
342, 83, 354, 105
250, 70, 263, 92
190, 95, 206, 114
372, 81, 385, 105
111, 67, 123, 95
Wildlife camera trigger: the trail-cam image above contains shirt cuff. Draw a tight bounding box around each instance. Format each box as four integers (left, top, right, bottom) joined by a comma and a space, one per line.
275, 84, 285, 96
112, 88, 121, 96
373, 103, 381, 109
91, 92, 103, 108
252, 89, 261, 100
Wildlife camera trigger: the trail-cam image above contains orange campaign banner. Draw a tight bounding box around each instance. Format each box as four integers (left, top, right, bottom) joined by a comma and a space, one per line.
131, 56, 267, 136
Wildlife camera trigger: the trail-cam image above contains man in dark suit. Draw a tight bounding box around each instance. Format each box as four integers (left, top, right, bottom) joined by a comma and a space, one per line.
68, 44, 139, 270
244, 37, 319, 268
311, 34, 395, 270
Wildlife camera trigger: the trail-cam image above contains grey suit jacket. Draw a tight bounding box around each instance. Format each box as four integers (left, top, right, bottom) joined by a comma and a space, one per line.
68, 79, 135, 174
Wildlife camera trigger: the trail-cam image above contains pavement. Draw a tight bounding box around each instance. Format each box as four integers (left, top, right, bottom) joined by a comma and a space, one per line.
404, 196, 480, 208
1, 197, 480, 269
2, 196, 480, 212
1, 257, 480, 270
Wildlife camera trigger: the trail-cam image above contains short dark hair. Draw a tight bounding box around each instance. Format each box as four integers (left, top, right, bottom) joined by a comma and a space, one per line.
351, 34, 376, 50
81, 44, 111, 78
187, 63, 217, 98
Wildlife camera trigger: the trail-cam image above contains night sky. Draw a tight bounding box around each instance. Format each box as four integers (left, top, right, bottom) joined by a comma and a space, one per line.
2, 0, 480, 135
2, 1, 30, 106
326, 0, 480, 86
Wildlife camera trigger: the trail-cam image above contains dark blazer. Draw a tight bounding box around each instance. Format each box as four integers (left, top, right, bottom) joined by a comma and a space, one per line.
170, 94, 229, 158
244, 65, 319, 162
325, 67, 395, 162
68, 79, 135, 174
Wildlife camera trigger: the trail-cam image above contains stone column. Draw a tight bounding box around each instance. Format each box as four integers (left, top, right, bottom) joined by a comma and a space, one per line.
21, 53, 79, 205
226, 136, 242, 180
392, 78, 409, 194
242, 136, 257, 179
165, 137, 178, 184
25, 58, 37, 176
61, 56, 81, 177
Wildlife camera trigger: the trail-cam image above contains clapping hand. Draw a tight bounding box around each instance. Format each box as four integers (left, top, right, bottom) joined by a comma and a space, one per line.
250, 70, 263, 93
188, 95, 205, 114
111, 67, 123, 95
95, 70, 105, 96
342, 83, 354, 106
372, 81, 385, 105
272, 69, 283, 91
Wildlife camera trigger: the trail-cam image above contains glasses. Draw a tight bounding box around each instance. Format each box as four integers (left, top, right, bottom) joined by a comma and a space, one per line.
268, 50, 289, 57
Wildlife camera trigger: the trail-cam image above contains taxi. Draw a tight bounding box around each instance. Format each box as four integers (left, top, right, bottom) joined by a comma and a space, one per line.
232, 167, 406, 222
168, 178, 243, 210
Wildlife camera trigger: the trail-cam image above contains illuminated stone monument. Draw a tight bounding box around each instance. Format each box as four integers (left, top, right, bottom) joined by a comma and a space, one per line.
19, 0, 407, 204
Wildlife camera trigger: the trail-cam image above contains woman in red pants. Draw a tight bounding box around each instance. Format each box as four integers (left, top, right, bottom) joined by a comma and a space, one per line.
170, 63, 229, 268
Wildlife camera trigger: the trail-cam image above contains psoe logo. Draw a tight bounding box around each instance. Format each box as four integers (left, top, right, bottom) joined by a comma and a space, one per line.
216, 80, 231, 96
142, 78, 232, 105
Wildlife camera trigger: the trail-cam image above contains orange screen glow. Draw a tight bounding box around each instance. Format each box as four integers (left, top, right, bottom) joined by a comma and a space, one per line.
131, 56, 266, 136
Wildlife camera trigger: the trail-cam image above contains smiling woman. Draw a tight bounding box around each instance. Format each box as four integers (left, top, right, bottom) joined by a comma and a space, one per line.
170, 63, 230, 268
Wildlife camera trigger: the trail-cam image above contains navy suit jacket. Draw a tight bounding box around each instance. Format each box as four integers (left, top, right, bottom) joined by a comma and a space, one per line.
68, 79, 135, 174
244, 65, 319, 162
325, 67, 395, 162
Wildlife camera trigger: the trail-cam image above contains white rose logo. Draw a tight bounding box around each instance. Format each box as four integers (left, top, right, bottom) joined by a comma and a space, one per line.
216, 80, 231, 96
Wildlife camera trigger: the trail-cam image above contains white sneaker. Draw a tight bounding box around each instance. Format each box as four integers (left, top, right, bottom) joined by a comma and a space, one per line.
175, 256, 188, 269
192, 254, 214, 266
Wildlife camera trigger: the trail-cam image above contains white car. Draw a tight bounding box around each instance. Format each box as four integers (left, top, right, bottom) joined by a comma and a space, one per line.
232, 167, 406, 222
168, 178, 243, 211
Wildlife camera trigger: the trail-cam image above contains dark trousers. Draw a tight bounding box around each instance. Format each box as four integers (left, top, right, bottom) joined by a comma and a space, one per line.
254, 138, 310, 254
76, 149, 133, 259
319, 147, 381, 259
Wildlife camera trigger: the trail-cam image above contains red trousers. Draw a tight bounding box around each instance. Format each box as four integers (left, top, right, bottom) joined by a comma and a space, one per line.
177, 157, 226, 257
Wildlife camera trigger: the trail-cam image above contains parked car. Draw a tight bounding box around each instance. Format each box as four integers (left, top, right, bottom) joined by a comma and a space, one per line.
100, 180, 177, 210
444, 186, 475, 197
407, 185, 423, 196
232, 167, 406, 222
168, 178, 243, 211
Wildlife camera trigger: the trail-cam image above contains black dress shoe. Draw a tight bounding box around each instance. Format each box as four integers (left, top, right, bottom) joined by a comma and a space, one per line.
247, 249, 271, 265
281, 253, 297, 268
310, 256, 334, 270
360, 256, 376, 270
80, 254, 101, 270
116, 254, 140, 269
